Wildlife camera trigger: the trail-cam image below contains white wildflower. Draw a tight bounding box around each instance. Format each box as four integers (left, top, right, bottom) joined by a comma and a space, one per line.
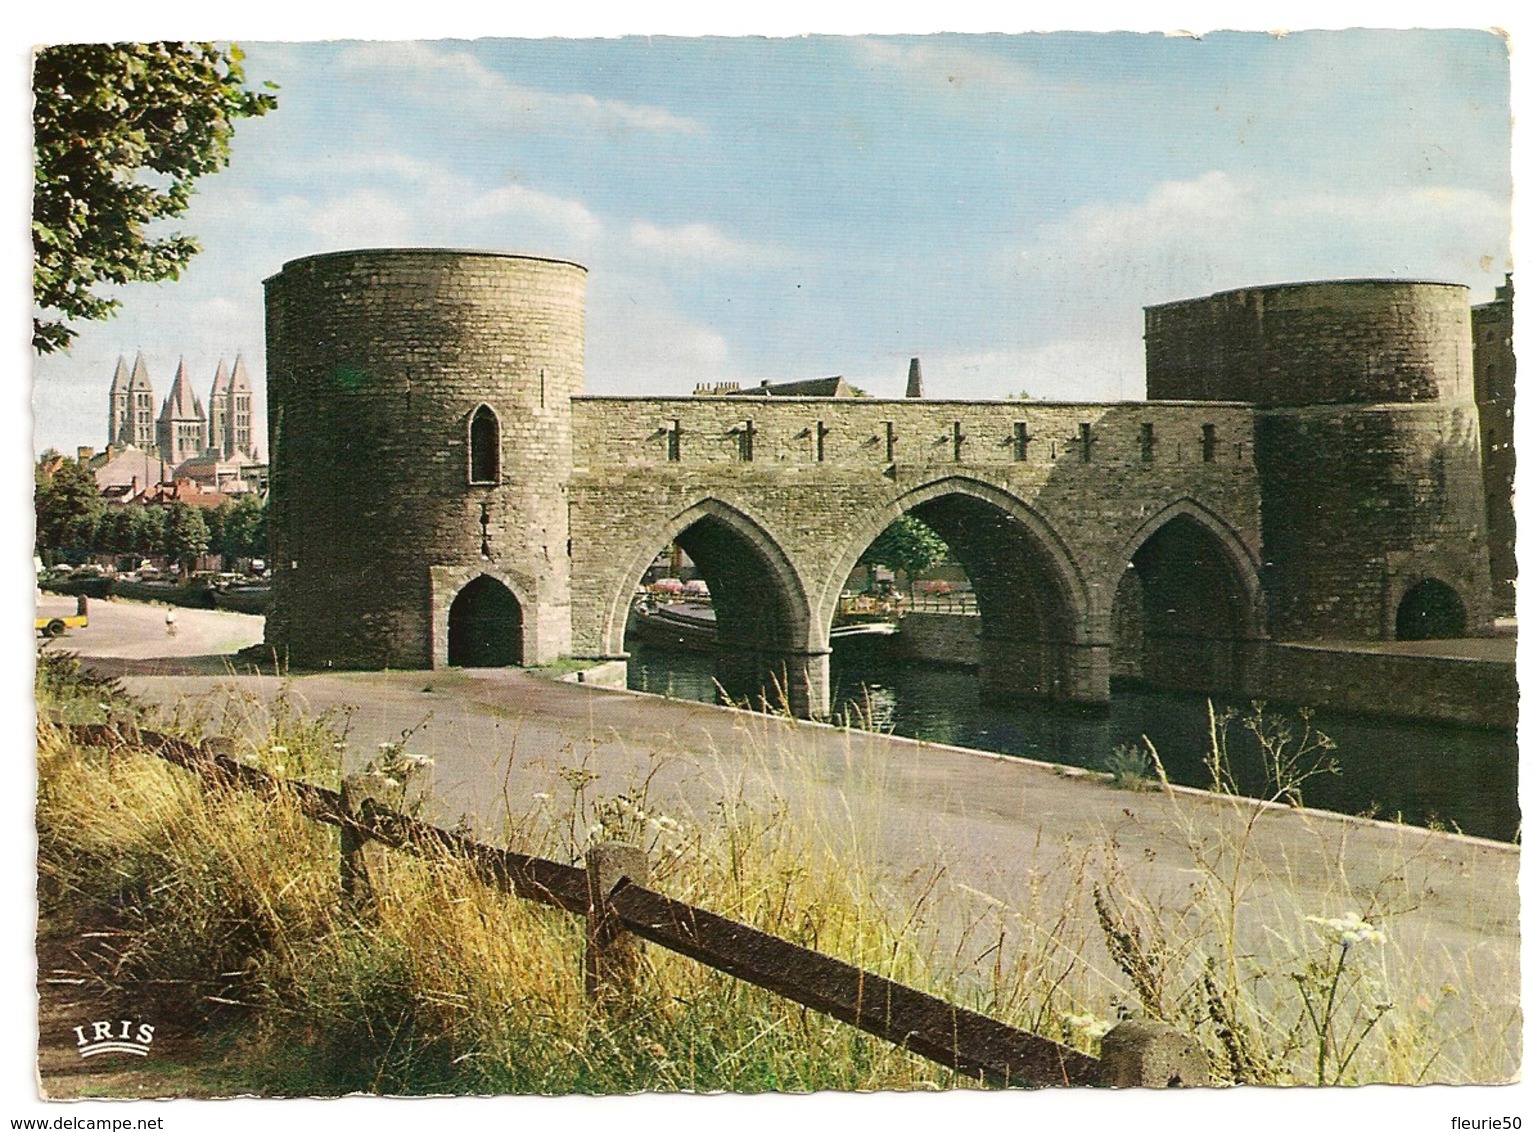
1063, 1012, 1113, 1041
269, 745, 288, 755
532, 792, 551, 802
1305, 911, 1386, 947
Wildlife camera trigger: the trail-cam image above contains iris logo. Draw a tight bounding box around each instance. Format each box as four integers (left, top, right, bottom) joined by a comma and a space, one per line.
72, 1019, 155, 1058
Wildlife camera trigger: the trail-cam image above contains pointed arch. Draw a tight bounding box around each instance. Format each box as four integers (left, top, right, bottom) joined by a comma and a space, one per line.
819, 475, 1098, 702
1395, 578, 1466, 640
447, 574, 523, 666
1117, 497, 1265, 638
1111, 497, 1265, 692
468, 403, 501, 484
819, 475, 1091, 639
601, 496, 816, 658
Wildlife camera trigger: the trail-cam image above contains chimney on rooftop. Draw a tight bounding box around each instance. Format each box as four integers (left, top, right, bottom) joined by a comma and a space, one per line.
906, 357, 924, 398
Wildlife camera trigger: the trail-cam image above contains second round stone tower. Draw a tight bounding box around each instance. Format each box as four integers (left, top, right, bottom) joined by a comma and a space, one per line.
263, 249, 586, 670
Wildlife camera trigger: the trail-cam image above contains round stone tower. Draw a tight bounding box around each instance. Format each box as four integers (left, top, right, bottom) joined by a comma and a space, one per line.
1145, 279, 1473, 405
263, 249, 586, 669
1146, 279, 1492, 641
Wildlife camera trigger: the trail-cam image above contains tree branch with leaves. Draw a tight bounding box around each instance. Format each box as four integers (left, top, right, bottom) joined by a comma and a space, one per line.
32, 42, 277, 353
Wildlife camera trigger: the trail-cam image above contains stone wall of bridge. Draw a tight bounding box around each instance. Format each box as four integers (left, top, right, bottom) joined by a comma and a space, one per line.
569, 397, 1267, 714
258, 250, 1500, 721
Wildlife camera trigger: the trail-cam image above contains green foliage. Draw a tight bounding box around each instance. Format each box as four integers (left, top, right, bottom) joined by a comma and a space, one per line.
1096, 743, 1153, 790
165, 501, 210, 571
35, 455, 104, 558
206, 495, 265, 564
90, 503, 169, 559
857, 515, 949, 589
35, 648, 128, 723
32, 42, 277, 352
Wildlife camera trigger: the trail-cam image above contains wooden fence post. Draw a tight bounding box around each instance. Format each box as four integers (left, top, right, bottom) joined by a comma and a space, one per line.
1095, 1019, 1211, 1087
585, 841, 649, 1007
341, 773, 398, 911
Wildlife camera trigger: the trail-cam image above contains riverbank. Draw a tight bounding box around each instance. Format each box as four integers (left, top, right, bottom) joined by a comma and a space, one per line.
40, 599, 1522, 1081
893, 611, 1517, 729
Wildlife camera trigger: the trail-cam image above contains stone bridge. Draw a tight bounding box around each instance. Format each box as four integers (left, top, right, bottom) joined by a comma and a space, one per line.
262, 249, 1494, 719
568, 397, 1266, 716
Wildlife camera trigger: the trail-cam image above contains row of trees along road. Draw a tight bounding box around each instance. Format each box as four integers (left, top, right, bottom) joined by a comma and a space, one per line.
35, 454, 265, 575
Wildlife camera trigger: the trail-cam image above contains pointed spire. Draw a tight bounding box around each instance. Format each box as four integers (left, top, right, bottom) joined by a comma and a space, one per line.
906, 357, 924, 399
109, 355, 129, 395
229, 354, 253, 392
160, 357, 204, 422
127, 351, 153, 392
210, 357, 231, 397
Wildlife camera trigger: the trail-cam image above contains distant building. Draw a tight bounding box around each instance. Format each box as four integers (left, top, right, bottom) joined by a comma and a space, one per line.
693, 376, 859, 397
87, 445, 171, 503
1473, 274, 1515, 617
155, 358, 208, 466
172, 448, 263, 495
98, 353, 264, 490
107, 352, 156, 450
207, 355, 255, 458
140, 477, 233, 509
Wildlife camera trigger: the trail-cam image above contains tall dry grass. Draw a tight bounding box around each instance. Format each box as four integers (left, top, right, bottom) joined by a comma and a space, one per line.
35, 655, 1519, 1092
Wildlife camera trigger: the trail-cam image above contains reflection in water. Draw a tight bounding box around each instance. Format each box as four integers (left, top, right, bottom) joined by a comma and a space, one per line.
627, 638, 1519, 843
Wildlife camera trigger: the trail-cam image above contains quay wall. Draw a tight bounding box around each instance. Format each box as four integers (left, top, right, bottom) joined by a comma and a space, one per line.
890, 612, 1515, 729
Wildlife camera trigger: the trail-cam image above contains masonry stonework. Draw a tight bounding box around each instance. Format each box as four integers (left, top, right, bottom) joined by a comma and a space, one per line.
1145, 280, 1473, 405
1146, 280, 1492, 645
263, 250, 1497, 720
264, 249, 584, 670
1473, 276, 1516, 616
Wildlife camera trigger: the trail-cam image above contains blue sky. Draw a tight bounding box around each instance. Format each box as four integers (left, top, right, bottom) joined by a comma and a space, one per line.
3, 9, 1529, 1130
24, 26, 1513, 456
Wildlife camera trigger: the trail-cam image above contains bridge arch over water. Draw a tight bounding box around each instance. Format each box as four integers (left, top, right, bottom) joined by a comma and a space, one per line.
821, 475, 1099, 703
601, 495, 823, 716
1110, 498, 1266, 690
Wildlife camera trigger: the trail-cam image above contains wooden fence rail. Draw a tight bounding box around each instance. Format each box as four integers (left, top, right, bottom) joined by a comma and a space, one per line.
59, 720, 1210, 1089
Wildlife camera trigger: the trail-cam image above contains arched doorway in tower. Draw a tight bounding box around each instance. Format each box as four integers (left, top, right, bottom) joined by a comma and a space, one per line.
448, 575, 524, 666
1110, 512, 1255, 693
1395, 579, 1466, 640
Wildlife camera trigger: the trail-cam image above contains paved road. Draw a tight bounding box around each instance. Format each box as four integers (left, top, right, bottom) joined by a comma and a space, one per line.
35, 593, 263, 671
59, 600, 1523, 1082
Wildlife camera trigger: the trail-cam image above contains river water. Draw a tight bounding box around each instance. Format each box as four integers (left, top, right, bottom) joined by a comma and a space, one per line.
627, 638, 1519, 843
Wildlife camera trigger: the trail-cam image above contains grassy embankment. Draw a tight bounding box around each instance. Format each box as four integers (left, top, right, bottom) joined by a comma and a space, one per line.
34, 653, 1518, 1094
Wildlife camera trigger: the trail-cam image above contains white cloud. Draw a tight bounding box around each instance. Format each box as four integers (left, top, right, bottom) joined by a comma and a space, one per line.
467, 184, 603, 243
1019, 171, 1510, 309
854, 339, 1145, 403
626, 220, 784, 266
586, 285, 732, 392
335, 41, 704, 135
852, 38, 1037, 98
305, 189, 417, 248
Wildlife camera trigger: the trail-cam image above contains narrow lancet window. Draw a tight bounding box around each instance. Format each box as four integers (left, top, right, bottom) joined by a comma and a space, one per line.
470, 405, 501, 484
